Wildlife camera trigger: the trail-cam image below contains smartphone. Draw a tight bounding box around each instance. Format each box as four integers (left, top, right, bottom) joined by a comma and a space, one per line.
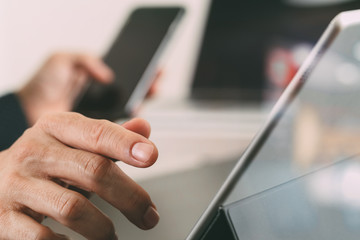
74, 6, 185, 120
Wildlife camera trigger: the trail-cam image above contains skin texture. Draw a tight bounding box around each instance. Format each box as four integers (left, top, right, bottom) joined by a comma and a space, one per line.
1, 53, 160, 239
0, 114, 159, 239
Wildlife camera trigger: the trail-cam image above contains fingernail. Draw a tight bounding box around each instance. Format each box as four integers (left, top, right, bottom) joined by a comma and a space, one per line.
131, 142, 154, 163
143, 206, 160, 229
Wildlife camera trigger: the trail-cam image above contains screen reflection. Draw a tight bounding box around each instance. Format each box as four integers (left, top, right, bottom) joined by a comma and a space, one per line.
223, 22, 360, 239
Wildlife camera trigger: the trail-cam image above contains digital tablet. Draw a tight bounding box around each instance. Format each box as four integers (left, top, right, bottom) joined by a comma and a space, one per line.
74, 6, 185, 120
187, 9, 360, 240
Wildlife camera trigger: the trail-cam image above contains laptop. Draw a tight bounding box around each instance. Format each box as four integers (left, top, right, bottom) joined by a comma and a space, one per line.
187, 9, 360, 240
190, 0, 360, 102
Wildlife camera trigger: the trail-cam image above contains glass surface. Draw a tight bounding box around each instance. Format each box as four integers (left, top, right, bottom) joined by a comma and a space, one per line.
223, 22, 360, 238
227, 155, 360, 240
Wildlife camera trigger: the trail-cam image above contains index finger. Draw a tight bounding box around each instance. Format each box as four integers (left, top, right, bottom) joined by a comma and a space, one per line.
36, 112, 158, 168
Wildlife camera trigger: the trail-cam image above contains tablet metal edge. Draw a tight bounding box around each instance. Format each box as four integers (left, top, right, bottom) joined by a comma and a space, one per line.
185, 9, 359, 240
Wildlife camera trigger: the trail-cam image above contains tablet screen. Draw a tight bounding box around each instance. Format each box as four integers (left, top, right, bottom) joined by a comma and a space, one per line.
225, 22, 360, 205
222, 17, 360, 240
187, 11, 360, 240
227, 155, 360, 240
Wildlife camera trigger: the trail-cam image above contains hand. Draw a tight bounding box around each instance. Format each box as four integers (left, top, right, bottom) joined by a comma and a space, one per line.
18, 53, 114, 126
0, 112, 159, 240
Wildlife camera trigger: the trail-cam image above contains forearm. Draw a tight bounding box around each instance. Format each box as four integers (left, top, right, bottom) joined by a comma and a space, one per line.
0, 93, 29, 150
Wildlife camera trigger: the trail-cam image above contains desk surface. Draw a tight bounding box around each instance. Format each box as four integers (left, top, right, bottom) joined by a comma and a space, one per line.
44, 99, 268, 239
119, 99, 267, 180
44, 159, 237, 239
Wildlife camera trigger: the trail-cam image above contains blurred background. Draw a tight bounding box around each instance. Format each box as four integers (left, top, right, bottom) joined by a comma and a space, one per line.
3, 0, 360, 102
0, 0, 207, 99
3, 0, 360, 239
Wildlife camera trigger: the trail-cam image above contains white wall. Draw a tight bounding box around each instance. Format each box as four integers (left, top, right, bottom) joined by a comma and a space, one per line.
0, 0, 210, 99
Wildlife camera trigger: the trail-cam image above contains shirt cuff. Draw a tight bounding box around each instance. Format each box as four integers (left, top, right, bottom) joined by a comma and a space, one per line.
0, 93, 29, 150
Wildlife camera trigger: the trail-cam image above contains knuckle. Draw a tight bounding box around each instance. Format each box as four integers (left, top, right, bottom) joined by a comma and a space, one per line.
34, 113, 56, 130
87, 120, 111, 149
82, 154, 112, 184
35, 112, 82, 132
0, 172, 28, 199
13, 138, 36, 161
56, 191, 87, 222
11, 131, 48, 168
14, 128, 37, 151
1, 172, 21, 193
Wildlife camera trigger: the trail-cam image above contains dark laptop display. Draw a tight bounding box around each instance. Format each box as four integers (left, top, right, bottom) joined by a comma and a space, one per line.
188, 9, 360, 239
190, 0, 360, 101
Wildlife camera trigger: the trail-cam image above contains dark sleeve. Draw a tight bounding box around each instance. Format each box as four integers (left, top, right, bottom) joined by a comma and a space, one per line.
0, 93, 29, 151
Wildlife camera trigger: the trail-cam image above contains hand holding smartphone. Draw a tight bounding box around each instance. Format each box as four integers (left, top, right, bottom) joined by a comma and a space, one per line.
74, 6, 185, 121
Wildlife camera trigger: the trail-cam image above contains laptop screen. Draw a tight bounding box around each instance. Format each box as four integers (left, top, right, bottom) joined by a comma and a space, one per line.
190, 0, 360, 101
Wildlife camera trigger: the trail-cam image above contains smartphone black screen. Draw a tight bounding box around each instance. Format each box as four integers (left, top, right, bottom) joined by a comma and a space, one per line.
75, 7, 184, 120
